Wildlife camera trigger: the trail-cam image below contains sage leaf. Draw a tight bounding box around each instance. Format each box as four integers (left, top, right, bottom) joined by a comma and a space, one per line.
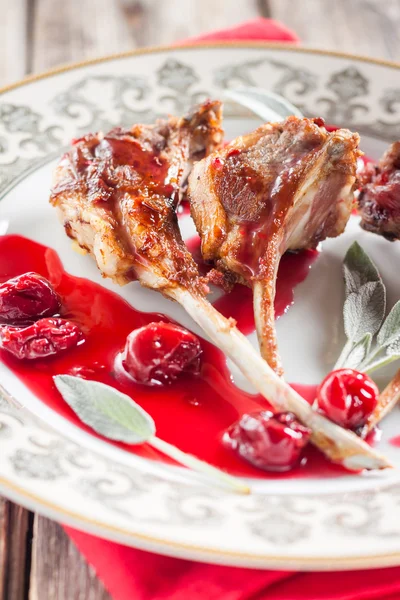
387, 338, 400, 357
377, 300, 400, 348
343, 281, 386, 342
54, 375, 155, 443
344, 333, 372, 369
343, 241, 382, 297
338, 242, 400, 378
54, 375, 250, 495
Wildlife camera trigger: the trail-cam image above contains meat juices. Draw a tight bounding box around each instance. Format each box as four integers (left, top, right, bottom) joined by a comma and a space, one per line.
188, 117, 360, 374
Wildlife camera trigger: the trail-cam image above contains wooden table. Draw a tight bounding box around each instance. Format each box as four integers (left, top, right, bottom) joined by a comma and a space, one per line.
0, 0, 399, 597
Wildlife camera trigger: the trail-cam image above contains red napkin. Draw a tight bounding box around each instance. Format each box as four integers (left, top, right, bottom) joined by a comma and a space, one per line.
63, 18, 400, 600
65, 525, 400, 600
176, 17, 299, 44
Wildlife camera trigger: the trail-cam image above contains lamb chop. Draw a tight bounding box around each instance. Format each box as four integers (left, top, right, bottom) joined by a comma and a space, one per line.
188, 117, 360, 375
51, 100, 223, 292
358, 141, 400, 240
50, 104, 389, 472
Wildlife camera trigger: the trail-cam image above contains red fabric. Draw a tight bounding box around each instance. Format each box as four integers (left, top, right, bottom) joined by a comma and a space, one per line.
176, 18, 299, 44
65, 525, 400, 600
63, 18, 400, 600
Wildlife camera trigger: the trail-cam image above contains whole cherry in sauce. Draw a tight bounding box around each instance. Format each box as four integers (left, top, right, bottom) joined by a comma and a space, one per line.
122, 321, 202, 386
316, 368, 378, 430
0, 272, 61, 324
0, 317, 84, 360
223, 411, 311, 472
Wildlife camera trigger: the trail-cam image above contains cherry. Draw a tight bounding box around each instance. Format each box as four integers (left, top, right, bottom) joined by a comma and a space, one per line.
0, 318, 83, 360
0, 272, 61, 324
211, 157, 224, 170
122, 321, 202, 386
313, 117, 326, 128
316, 368, 378, 430
223, 411, 311, 472
226, 148, 241, 158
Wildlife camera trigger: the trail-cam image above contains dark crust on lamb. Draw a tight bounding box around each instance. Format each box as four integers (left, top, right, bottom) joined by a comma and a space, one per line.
188, 116, 359, 373
50, 100, 223, 293
358, 141, 400, 241
189, 116, 359, 283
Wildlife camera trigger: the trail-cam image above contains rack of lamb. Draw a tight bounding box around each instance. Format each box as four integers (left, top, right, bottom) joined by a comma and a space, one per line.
50, 101, 389, 472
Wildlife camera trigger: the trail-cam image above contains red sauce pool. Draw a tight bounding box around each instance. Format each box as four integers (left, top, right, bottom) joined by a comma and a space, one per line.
0, 234, 347, 479
185, 234, 318, 335
390, 435, 400, 447
214, 250, 318, 335
177, 201, 191, 216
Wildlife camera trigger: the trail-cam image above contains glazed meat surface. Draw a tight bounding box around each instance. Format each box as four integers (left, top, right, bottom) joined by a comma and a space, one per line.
48, 107, 391, 472
188, 116, 360, 373
358, 141, 400, 241
50, 100, 223, 294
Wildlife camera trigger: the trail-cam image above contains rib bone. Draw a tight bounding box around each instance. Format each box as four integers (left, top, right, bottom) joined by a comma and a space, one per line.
172, 288, 391, 471
361, 369, 400, 437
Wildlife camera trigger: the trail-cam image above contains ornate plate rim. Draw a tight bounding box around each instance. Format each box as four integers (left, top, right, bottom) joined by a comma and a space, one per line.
1, 41, 400, 98
1, 42, 400, 570
3, 473, 400, 571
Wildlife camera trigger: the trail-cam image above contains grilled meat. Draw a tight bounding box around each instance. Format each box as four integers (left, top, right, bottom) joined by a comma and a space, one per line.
188, 116, 360, 374
49, 106, 389, 472
50, 100, 223, 292
358, 141, 400, 241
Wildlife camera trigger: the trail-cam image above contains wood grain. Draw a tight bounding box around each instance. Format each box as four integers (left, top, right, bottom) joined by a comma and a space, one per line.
123, 0, 260, 47
31, 0, 138, 72
0, 0, 29, 85
0, 498, 31, 600
29, 517, 111, 600
266, 0, 400, 60
32, 0, 261, 72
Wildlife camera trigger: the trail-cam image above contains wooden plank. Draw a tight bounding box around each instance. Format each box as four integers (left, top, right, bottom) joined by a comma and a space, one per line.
39, 0, 395, 62
32, 0, 261, 73
31, 0, 138, 72
0, 499, 6, 600
0, 1, 32, 597
0, 497, 31, 600
29, 517, 111, 600
125, 0, 260, 47
0, 0, 29, 86
266, 0, 400, 60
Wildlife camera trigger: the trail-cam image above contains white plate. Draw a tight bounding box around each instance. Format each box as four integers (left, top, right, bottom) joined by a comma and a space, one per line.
1, 43, 400, 570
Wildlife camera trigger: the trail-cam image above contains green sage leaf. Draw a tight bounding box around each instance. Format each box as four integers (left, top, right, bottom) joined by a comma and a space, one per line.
54, 375, 155, 443
343, 241, 382, 297
377, 300, 400, 349
344, 332, 372, 369
343, 281, 386, 342
54, 375, 250, 494
387, 338, 400, 358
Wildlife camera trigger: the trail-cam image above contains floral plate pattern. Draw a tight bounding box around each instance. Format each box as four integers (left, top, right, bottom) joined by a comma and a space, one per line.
1, 44, 400, 569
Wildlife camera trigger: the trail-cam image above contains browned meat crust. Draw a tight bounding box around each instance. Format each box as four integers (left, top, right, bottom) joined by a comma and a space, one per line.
358, 141, 400, 241
50, 100, 223, 294
188, 116, 360, 372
